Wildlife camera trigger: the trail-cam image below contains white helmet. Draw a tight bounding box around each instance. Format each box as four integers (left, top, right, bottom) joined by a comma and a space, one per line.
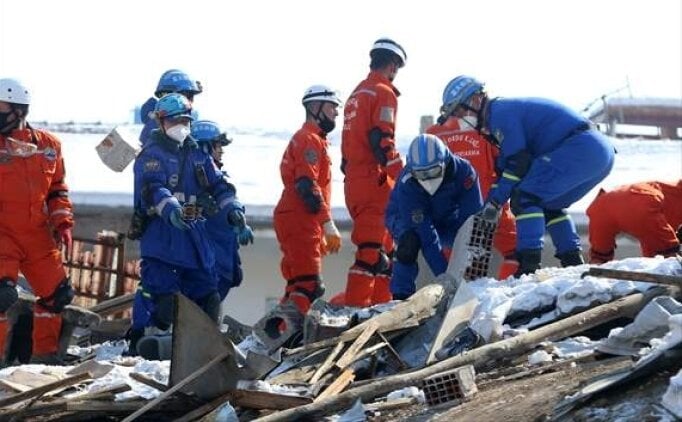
301, 85, 342, 106
0, 78, 31, 105
371, 38, 407, 67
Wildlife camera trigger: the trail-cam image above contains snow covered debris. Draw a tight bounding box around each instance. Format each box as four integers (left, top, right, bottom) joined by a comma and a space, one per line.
528, 350, 553, 366
386, 386, 426, 404
663, 369, 682, 419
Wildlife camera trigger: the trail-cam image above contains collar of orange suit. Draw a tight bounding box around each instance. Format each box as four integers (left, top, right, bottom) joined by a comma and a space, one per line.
0, 126, 41, 147
301, 121, 329, 140
367, 71, 401, 97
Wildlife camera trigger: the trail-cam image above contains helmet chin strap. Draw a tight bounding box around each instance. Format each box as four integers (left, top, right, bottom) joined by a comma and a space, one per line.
0, 106, 24, 136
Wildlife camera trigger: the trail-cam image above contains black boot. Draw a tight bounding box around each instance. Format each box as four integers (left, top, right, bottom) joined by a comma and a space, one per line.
556, 250, 585, 267
514, 249, 542, 277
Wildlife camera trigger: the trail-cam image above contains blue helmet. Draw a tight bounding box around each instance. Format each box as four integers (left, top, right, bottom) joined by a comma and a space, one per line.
406, 134, 448, 180
191, 120, 232, 146
154, 93, 194, 121
440, 75, 485, 118
155, 69, 203, 98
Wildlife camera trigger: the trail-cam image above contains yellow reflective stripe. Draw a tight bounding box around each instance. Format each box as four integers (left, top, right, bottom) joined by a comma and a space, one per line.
516, 212, 544, 221
501, 172, 521, 182
546, 215, 570, 226
136, 286, 152, 299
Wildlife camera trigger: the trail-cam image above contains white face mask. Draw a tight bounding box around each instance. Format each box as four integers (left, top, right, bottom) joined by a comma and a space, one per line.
166, 124, 191, 144
418, 177, 444, 196
459, 115, 478, 130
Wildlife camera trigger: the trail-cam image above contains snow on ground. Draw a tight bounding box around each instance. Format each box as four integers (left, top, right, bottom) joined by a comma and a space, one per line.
1, 256, 680, 402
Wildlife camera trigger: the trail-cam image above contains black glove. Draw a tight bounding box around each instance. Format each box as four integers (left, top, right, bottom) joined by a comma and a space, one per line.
677, 225, 682, 243
479, 201, 501, 223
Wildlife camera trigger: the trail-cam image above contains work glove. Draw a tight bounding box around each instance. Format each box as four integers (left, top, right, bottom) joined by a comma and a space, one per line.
478, 200, 501, 223
53, 224, 73, 256
228, 209, 254, 245
322, 220, 342, 254
169, 208, 191, 231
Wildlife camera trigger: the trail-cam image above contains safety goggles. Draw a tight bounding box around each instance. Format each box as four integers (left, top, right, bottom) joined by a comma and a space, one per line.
211, 133, 233, 146
164, 115, 192, 125
411, 163, 444, 181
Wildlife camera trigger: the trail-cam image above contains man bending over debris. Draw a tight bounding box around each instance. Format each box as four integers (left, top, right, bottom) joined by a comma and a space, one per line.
386, 134, 483, 300
587, 179, 682, 263
439, 75, 615, 276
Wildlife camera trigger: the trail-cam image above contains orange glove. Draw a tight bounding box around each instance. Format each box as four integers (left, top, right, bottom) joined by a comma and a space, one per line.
322, 220, 341, 254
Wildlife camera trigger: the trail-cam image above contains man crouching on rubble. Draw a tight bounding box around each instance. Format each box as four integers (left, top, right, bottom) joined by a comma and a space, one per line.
0, 78, 76, 364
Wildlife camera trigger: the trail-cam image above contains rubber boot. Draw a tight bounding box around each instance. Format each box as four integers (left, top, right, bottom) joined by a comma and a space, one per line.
556, 249, 585, 268
597, 296, 682, 356
514, 249, 542, 277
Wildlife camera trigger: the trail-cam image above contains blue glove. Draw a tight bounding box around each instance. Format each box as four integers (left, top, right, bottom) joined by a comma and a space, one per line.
169, 208, 191, 231
235, 224, 255, 245
479, 201, 501, 223
227, 209, 246, 228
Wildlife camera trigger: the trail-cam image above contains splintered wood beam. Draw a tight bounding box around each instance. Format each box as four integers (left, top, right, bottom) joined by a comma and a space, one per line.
314, 368, 355, 402
583, 267, 682, 286
335, 322, 379, 370
0, 372, 92, 409
309, 342, 345, 385
129, 372, 169, 392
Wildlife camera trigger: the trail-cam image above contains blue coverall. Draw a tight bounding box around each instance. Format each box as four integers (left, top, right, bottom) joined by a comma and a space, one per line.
386, 152, 483, 299
485, 97, 615, 257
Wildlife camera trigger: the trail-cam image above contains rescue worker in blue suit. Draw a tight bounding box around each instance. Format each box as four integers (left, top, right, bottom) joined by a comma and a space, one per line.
139, 69, 202, 146
439, 75, 615, 276
386, 134, 483, 300
128, 94, 253, 354
191, 120, 246, 300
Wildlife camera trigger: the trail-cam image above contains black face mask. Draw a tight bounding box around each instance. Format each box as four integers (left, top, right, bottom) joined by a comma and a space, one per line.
318, 114, 336, 134
0, 111, 17, 135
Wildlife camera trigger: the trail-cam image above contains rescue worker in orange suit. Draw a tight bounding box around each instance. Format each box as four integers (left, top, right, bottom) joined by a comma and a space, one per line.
0, 78, 75, 364
340, 38, 407, 307
427, 115, 519, 279
587, 180, 682, 263
273, 85, 343, 318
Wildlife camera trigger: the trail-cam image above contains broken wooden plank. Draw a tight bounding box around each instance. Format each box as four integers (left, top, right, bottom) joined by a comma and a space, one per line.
0, 370, 60, 393
583, 267, 682, 286
335, 322, 379, 370
173, 391, 234, 422
89, 292, 135, 316
315, 368, 355, 402
0, 372, 91, 409
121, 349, 231, 422
66, 360, 114, 379
285, 284, 444, 357
365, 396, 417, 412
129, 372, 168, 392
254, 287, 669, 421
376, 331, 408, 371
347, 342, 387, 367
309, 341, 345, 385
0, 384, 131, 419
227, 389, 313, 410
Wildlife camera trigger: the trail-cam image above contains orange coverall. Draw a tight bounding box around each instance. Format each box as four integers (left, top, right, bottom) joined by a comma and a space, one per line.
274, 121, 332, 314
0, 127, 73, 357
341, 71, 403, 307
587, 180, 682, 263
426, 117, 518, 279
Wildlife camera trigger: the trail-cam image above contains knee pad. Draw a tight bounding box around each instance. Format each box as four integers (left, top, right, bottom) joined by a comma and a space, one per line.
510, 190, 542, 216
37, 278, 74, 313
153, 294, 175, 331
395, 230, 421, 264
0, 278, 18, 313
356, 243, 390, 274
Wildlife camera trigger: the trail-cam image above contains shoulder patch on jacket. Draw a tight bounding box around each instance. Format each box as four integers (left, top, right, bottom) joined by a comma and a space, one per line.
304, 148, 318, 164
380, 107, 395, 123
43, 147, 57, 161
144, 159, 161, 172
